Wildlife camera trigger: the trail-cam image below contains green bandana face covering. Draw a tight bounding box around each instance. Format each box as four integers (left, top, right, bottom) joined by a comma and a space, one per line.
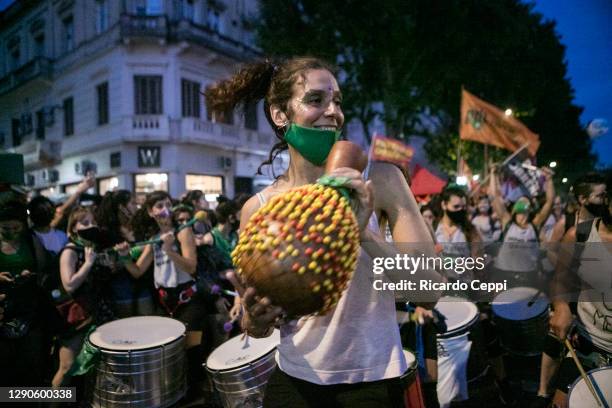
284, 123, 341, 166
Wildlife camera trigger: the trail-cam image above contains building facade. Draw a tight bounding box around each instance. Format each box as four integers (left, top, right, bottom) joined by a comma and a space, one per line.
0, 0, 277, 203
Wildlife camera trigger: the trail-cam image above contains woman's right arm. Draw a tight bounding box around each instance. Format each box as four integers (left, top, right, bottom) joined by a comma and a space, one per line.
60, 247, 94, 294
489, 168, 511, 228
235, 194, 284, 338
126, 244, 153, 279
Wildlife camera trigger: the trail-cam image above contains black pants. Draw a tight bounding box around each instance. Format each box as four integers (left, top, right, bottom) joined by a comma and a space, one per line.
263, 369, 404, 408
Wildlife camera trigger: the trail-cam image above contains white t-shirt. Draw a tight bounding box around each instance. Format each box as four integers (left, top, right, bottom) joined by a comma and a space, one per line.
34, 228, 68, 255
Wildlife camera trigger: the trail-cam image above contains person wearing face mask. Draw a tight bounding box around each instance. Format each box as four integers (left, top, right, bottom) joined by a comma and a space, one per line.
490, 165, 555, 287
205, 57, 441, 407
547, 180, 611, 408
0, 199, 58, 387
54, 206, 123, 387
471, 196, 501, 244
531, 173, 606, 407
95, 190, 154, 318
211, 200, 240, 267
122, 191, 205, 400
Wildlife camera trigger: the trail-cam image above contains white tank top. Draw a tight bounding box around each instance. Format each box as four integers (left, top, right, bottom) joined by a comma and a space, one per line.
494, 222, 539, 272
576, 220, 612, 353
257, 190, 407, 384
152, 241, 193, 288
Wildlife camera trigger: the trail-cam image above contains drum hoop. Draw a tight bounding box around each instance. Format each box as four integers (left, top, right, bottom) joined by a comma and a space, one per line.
89, 331, 185, 353
566, 366, 611, 405
438, 313, 479, 339
88, 317, 186, 351
492, 307, 549, 322
206, 347, 277, 373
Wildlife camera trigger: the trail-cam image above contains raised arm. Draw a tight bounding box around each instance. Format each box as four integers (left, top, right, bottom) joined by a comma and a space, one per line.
489, 167, 511, 228
532, 168, 555, 229
51, 175, 95, 229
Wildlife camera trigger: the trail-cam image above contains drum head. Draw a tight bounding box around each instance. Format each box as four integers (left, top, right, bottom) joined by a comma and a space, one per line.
567, 367, 611, 407
492, 287, 548, 320
89, 316, 185, 350
435, 296, 478, 337
207, 330, 280, 371
402, 349, 416, 369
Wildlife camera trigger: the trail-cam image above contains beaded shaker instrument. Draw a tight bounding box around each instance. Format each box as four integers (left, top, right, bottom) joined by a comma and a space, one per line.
232, 141, 368, 318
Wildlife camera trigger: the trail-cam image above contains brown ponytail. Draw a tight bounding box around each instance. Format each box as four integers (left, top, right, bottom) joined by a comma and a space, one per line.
204, 56, 336, 178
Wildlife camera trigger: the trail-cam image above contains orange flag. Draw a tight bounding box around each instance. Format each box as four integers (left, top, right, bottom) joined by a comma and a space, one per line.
460, 89, 540, 156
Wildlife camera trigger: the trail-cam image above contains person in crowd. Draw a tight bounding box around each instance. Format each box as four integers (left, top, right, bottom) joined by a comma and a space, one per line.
182, 190, 210, 211
122, 191, 206, 398
0, 199, 58, 386
53, 206, 120, 387
211, 200, 240, 268
471, 195, 501, 244
532, 172, 608, 407
420, 205, 435, 233
548, 179, 611, 408
205, 56, 441, 407
28, 196, 69, 255
96, 190, 154, 318
540, 195, 565, 242
489, 165, 555, 286
51, 174, 96, 231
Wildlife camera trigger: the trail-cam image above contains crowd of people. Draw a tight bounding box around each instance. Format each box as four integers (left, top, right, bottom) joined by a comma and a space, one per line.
1, 55, 610, 408
0, 176, 249, 402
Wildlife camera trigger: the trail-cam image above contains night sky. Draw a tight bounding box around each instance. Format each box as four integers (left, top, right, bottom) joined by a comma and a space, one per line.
1, 0, 610, 166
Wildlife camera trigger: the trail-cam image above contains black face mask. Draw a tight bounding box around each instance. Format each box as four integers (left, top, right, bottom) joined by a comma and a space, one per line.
446, 209, 467, 225
585, 203, 609, 219
77, 226, 102, 245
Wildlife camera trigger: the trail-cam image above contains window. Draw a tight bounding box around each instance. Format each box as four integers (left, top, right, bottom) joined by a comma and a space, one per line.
98, 176, 119, 195
244, 101, 258, 130
63, 97, 74, 136
36, 109, 45, 140
33, 33, 45, 57
62, 16, 74, 53
135, 173, 168, 197
135, 0, 163, 15
183, 0, 194, 20
97, 82, 109, 125
207, 107, 233, 125
185, 174, 223, 202
12, 118, 21, 147
181, 79, 201, 118
134, 75, 163, 114
8, 37, 20, 71
207, 9, 220, 31
95, 0, 109, 34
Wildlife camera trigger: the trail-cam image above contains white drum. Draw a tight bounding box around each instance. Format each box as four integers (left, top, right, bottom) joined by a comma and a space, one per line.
435, 297, 486, 407
567, 367, 612, 408
89, 316, 186, 408
206, 330, 280, 408
491, 287, 549, 356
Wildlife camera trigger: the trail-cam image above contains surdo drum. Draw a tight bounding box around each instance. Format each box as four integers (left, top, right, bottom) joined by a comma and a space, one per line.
491, 286, 549, 356
435, 297, 487, 381
88, 316, 186, 408
567, 367, 611, 407
205, 330, 280, 408
401, 350, 426, 408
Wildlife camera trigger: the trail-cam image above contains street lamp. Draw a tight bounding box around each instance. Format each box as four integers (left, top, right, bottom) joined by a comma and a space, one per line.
504, 108, 513, 117
562, 177, 568, 183
549, 161, 557, 168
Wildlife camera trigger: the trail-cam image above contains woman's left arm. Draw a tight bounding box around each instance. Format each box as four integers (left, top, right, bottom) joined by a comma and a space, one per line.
163, 228, 197, 276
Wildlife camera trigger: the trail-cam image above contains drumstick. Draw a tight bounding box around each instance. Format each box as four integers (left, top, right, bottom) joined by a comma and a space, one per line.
527, 289, 542, 307
564, 338, 604, 407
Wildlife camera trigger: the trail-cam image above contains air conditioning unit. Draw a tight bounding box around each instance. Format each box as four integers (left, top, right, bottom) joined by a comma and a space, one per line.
42, 169, 59, 183
219, 156, 232, 170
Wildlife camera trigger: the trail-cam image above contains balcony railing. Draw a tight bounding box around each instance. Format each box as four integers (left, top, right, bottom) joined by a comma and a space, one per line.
0, 57, 52, 95
9, 139, 61, 170
120, 14, 168, 40
180, 117, 273, 151
172, 19, 259, 61
124, 115, 170, 141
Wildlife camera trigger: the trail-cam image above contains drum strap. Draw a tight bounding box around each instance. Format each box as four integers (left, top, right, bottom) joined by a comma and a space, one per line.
157, 282, 197, 316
